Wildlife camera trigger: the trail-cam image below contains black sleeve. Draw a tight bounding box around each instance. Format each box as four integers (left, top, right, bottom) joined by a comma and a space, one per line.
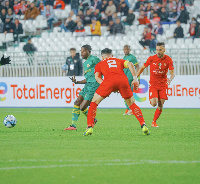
78, 59, 83, 76
30, 44, 37, 51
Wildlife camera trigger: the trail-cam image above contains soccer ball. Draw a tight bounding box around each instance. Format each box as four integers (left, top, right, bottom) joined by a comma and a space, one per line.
61, 64, 68, 71
3, 115, 17, 128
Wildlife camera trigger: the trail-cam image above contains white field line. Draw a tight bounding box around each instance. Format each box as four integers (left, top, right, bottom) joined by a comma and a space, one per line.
0, 160, 199, 170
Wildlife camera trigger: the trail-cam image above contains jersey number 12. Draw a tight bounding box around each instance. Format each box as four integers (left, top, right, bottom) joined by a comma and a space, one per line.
107, 60, 117, 68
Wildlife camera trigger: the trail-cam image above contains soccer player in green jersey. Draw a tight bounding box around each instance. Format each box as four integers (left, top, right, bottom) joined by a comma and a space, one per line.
64, 45, 100, 130
123, 45, 140, 115
0, 55, 11, 66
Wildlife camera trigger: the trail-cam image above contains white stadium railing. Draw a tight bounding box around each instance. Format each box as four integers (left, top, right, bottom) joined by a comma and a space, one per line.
0, 49, 200, 77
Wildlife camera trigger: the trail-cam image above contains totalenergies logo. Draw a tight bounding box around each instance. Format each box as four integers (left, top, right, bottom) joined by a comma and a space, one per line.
0, 82, 7, 101
133, 79, 148, 102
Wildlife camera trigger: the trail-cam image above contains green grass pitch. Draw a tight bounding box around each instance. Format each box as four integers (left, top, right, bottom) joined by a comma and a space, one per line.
0, 108, 200, 184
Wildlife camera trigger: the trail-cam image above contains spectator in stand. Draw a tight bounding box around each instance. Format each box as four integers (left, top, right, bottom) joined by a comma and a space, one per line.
189, 21, 198, 39
139, 27, 151, 49
154, 21, 164, 35
107, 19, 115, 35
147, 9, 154, 20
0, 19, 4, 33
145, 2, 152, 13
60, 16, 76, 32
123, 9, 135, 25
83, 9, 92, 26
138, 3, 145, 12
160, 7, 169, 23
105, 0, 116, 16
26, 0, 31, 9
166, 0, 174, 13
45, 0, 55, 6
79, 0, 91, 12
23, 37, 37, 65
53, 0, 65, 10
168, 7, 180, 24
38, 1, 45, 15
113, 17, 125, 35
75, 20, 85, 37
178, 6, 189, 24
185, 0, 194, 6
100, 0, 108, 12
151, 12, 161, 26
24, 2, 40, 20
100, 11, 107, 26
19, 0, 27, 15
64, 48, 83, 76
112, 12, 118, 23
168, 20, 184, 39
71, 0, 79, 15
91, 0, 102, 11
149, 33, 157, 52
6, 8, 16, 23
120, 2, 129, 16
0, 8, 6, 23
3, 17, 15, 33
90, 17, 101, 36
9, 0, 15, 7
13, 0, 20, 15
93, 9, 101, 21
138, 10, 150, 25
69, 10, 76, 22
4, 0, 13, 11
43, 4, 57, 29
13, 18, 23, 42
133, 0, 141, 12
77, 10, 85, 21
195, 24, 200, 38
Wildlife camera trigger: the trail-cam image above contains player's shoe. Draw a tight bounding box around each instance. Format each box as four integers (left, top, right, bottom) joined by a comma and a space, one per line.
123, 109, 129, 115
83, 127, 93, 136
151, 121, 159, 127
64, 124, 77, 130
141, 124, 150, 135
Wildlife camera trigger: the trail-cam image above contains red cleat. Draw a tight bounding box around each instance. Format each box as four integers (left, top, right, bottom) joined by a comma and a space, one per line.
151, 121, 159, 127
64, 125, 77, 130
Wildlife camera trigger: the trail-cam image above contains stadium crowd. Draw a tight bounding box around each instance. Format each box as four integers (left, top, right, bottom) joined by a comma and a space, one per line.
0, 0, 200, 49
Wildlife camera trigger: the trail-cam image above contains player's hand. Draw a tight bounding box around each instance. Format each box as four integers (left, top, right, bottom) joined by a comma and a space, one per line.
132, 80, 139, 91
167, 78, 171, 85
0, 55, 11, 66
69, 75, 77, 84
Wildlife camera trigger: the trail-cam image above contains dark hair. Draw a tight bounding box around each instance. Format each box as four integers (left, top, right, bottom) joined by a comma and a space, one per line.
70, 48, 76, 51
101, 48, 112, 55
81, 44, 92, 51
124, 45, 130, 49
156, 42, 165, 47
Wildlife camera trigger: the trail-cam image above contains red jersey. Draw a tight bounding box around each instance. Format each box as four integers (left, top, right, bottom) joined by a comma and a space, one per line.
144, 54, 174, 87
95, 57, 128, 80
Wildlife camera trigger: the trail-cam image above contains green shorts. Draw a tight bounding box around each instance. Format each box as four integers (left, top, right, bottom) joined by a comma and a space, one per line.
79, 82, 100, 101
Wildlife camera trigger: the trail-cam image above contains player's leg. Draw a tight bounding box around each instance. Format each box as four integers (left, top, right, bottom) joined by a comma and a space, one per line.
123, 79, 133, 115
152, 88, 167, 127
119, 79, 150, 135
83, 93, 105, 136
64, 94, 84, 130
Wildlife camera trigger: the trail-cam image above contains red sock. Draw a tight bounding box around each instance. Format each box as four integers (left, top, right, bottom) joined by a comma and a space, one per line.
87, 102, 98, 127
153, 108, 162, 122
129, 103, 145, 126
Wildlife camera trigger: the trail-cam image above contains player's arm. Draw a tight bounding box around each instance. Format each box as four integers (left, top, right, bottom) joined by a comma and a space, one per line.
124, 61, 139, 90
69, 75, 86, 84
167, 70, 175, 85
136, 64, 146, 78
95, 72, 103, 84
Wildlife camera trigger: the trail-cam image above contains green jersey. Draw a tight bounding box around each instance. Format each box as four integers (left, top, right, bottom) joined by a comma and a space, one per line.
123, 54, 138, 81
83, 55, 100, 83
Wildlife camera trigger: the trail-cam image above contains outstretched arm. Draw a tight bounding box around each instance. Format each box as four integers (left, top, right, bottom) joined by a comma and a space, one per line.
69, 75, 86, 84
167, 70, 175, 85
137, 64, 146, 78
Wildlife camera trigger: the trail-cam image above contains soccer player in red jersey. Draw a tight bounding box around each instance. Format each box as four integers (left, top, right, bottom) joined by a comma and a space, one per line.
137, 42, 175, 127
83, 48, 150, 136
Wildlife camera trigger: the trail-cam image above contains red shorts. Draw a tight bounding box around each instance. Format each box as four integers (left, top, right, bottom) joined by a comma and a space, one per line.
149, 86, 168, 100
95, 75, 133, 99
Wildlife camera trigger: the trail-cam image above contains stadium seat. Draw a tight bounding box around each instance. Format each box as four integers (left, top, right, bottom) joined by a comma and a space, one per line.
5, 33, 14, 42
53, 27, 60, 33
84, 26, 91, 35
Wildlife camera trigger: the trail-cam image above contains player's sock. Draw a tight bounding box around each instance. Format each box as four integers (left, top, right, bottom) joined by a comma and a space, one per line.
87, 102, 98, 127
153, 108, 162, 122
82, 108, 88, 117
124, 100, 131, 110
72, 105, 80, 126
129, 103, 145, 126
